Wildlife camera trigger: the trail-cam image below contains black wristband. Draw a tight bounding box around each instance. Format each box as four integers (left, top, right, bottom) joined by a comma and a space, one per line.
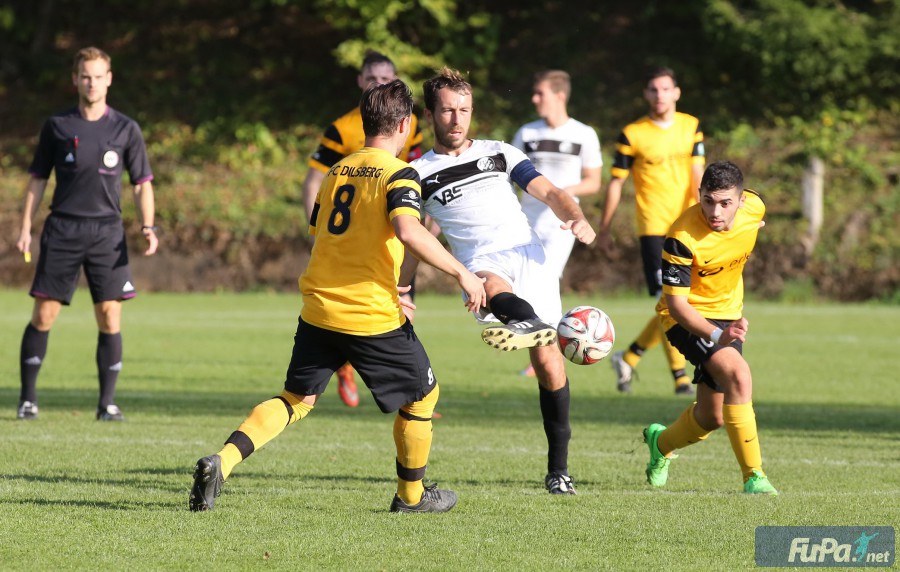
141, 225, 158, 232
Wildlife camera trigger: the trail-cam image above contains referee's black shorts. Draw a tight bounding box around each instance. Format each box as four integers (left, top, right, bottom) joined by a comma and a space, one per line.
31, 214, 134, 305
665, 318, 744, 392
284, 317, 437, 413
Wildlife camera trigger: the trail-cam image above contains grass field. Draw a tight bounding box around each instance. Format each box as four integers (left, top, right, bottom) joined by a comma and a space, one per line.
0, 290, 897, 570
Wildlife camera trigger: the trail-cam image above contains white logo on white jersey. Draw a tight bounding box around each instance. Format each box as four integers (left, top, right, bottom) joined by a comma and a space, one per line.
122, 281, 135, 292
476, 157, 495, 172
425, 175, 440, 185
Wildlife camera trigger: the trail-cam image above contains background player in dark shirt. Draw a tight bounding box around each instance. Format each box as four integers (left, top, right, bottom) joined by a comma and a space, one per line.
15, 47, 158, 421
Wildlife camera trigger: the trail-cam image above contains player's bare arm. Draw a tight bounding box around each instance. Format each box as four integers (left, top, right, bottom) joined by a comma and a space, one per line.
302, 168, 326, 225
133, 181, 158, 256
392, 214, 486, 312
16, 177, 49, 255
665, 293, 747, 345
563, 166, 602, 198
526, 175, 596, 244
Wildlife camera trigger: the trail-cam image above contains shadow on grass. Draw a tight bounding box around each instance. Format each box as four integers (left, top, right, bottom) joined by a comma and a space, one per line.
0, 496, 173, 511
2, 387, 897, 434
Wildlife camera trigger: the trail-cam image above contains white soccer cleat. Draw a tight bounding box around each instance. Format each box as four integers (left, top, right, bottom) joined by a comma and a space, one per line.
481, 320, 557, 351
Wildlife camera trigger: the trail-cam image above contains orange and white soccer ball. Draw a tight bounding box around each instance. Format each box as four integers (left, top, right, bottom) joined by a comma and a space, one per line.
556, 306, 616, 365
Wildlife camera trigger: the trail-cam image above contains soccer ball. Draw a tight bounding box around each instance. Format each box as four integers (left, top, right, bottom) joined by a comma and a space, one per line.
556, 306, 615, 365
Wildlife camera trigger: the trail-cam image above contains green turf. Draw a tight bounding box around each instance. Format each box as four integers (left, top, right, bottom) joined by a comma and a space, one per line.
0, 290, 897, 570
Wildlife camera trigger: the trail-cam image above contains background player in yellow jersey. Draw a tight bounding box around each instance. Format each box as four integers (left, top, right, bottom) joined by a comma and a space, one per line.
643, 160, 777, 495
301, 49, 425, 408
599, 67, 705, 395
190, 80, 486, 513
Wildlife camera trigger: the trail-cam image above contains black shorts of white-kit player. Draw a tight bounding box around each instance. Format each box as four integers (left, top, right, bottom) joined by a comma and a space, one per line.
284, 317, 437, 413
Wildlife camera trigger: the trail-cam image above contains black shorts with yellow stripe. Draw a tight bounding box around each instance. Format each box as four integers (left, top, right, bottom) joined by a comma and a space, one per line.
284, 317, 436, 413
664, 318, 744, 392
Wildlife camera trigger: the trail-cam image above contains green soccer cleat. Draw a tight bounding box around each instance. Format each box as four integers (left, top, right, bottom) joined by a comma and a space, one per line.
743, 470, 778, 495
643, 423, 672, 487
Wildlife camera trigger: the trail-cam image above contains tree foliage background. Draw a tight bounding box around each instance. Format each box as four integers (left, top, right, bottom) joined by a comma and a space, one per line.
1, 0, 897, 299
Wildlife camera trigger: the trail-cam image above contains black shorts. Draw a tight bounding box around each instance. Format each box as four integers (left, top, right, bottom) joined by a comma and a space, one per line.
639, 235, 666, 297
664, 319, 744, 392
284, 317, 436, 413
31, 215, 134, 305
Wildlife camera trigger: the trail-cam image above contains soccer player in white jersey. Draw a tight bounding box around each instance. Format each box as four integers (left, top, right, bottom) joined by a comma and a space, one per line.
512, 70, 602, 376
411, 67, 597, 495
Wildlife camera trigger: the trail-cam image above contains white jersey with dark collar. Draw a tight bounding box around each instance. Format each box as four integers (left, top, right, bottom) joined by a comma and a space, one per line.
512, 117, 602, 227
411, 139, 541, 263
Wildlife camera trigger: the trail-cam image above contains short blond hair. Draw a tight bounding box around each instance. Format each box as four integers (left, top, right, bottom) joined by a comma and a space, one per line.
73, 47, 111, 73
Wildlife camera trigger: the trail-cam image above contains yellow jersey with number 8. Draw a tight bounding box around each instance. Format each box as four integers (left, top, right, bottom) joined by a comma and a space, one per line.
300, 147, 423, 335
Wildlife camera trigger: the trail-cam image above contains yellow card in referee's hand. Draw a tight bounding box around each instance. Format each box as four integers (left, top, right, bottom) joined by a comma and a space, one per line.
24, 251, 31, 264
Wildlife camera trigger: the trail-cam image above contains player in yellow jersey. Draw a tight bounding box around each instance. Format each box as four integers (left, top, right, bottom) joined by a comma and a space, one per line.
599, 67, 705, 395
301, 49, 426, 408
642, 160, 777, 495
190, 80, 486, 513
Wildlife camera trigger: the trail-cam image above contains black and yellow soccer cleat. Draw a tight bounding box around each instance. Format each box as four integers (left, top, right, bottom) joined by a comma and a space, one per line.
481, 320, 557, 351
189, 455, 224, 511
389, 483, 458, 513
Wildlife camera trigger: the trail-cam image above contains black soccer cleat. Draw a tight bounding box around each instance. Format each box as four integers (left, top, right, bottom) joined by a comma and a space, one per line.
481, 320, 557, 351
189, 455, 224, 512
17, 400, 39, 420
389, 482, 458, 513
545, 472, 577, 495
96, 404, 125, 421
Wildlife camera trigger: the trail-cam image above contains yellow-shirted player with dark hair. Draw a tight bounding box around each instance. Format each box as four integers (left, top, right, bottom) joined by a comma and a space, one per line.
190, 79, 486, 513
302, 49, 425, 408
599, 66, 705, 395
642, 160, 777, 495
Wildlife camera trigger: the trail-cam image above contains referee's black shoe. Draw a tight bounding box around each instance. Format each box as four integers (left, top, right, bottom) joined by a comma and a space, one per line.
389, 483, 458, 513
96, 404, 125, 421
481, 319, 557, 351
189, 455, 224, 512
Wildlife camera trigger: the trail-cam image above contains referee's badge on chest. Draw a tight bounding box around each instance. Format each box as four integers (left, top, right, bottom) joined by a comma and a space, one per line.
102, 149, 120, 169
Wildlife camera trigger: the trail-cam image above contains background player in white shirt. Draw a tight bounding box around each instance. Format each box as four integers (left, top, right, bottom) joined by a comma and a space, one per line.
411, 67, 596, 495
512, 70, 602, 376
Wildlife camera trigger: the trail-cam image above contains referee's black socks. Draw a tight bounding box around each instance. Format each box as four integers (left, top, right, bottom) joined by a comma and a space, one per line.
20, 323, 49, 403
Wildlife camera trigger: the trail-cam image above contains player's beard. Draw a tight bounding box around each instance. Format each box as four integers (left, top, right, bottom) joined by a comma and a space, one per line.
435, 123, 467, 151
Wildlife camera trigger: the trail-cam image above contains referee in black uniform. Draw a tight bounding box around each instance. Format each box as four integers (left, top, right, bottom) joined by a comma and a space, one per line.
15, 47, 158, 421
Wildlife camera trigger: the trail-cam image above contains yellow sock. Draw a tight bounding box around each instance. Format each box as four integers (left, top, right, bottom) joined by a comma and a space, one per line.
657, 403, 712, 457
218, 443, 243, 480
218, 390, 313, 479
628, 315, 663, 367
394, 385, 439, 505
723, 402, 764, 480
